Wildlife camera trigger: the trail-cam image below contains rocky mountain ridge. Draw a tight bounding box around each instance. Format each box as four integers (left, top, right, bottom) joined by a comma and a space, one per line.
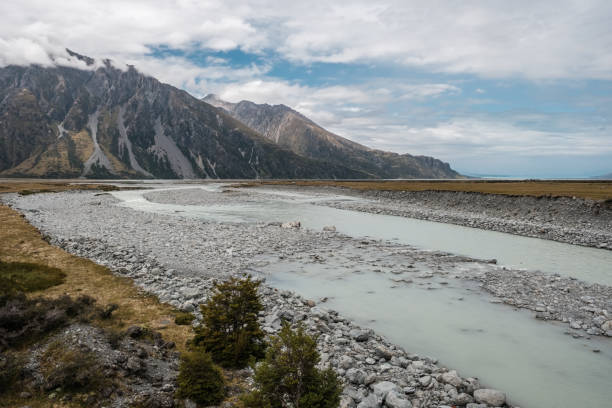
0, 52, 370, 179
0, 50, 459, 179
203, 94, 460, 179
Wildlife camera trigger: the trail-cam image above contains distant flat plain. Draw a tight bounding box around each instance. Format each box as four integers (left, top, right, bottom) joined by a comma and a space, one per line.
1, 178, 612, 200
239, 179, 612, 200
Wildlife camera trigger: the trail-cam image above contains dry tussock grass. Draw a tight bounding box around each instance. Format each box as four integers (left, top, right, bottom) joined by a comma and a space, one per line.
239, 179, 612, 200
0, 182, 193, 352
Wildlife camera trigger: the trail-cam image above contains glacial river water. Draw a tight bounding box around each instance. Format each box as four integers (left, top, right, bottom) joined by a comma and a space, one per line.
112, 184, 612, 408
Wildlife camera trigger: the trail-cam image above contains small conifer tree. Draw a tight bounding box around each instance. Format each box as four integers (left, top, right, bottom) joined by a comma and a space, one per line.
242, 323, 342, 408
193, 275, 265, 368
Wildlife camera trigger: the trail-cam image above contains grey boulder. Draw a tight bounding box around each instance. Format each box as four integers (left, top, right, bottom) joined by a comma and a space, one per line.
350, 329, 371, 342
371, 381, 400, 398
357, 393, 382, 408
384, 391, 412, 408
474, 389, 506, 406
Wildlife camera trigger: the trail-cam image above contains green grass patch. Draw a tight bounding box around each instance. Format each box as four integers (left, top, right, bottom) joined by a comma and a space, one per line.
0, 261, 66, 295
18, 189, 54, 196
175, 312, 196, 325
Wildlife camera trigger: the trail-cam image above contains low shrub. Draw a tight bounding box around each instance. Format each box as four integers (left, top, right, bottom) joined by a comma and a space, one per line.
193, 276, 265, 368
124, 325, 164, 346
176, 351, 225, 405
242, 324, 342, 408
0, 352, 24, 394
174, 312, 195, 325
0, 293, 101, 350
0, 261, 66, 296
99, 303, 119, 319
39, 340, 108, 392
106, 329, 125, 349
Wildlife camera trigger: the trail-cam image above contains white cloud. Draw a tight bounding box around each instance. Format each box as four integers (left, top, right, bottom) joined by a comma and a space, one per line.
1, 1, 611, 79
274, 1, 612, 79
122, 56, 271, 97
328, 116, 612, 162
0, 0, 265, 67
215, 79, 457, 117
340, 106, 363, 113
0, 0, 610, 176
215, 80, 376, 125
213, 79, 462, 127
210, 76, 612, 174
217, 80, 305, 105
0, 38, 54, 67
398, 84, 461, 100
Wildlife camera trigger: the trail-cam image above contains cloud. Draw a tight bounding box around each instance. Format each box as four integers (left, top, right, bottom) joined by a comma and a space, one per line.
215, 79, 456, 108
0, 38, 54, 67
122, 56, 271, 97
329, 115, 612, 162
1, 1, 611, 80
0, 0, 265, 66
398, 84, 461, 100
215, 80, 379, 125
213, 79, 459, 127
274, 1, 612, 80
0, 0, 610, 176
211, 76, 612, 176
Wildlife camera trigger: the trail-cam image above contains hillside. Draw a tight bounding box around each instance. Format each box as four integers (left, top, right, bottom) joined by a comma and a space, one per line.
0, 52, 369, 179
203, 94, 460, 179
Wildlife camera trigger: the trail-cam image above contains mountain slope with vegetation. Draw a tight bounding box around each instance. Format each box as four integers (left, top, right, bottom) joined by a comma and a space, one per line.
0, 50, 459, 179
0, 52, 369, 179
203, 94, 461, 179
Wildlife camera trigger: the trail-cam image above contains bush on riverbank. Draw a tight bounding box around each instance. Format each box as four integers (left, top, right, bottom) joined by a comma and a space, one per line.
193, 275, 266, 368
176, 351, 225, 405
242, 324, 342, 408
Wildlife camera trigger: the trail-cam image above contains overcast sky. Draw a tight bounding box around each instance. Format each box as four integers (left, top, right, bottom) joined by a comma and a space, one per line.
1, 0, 611, 177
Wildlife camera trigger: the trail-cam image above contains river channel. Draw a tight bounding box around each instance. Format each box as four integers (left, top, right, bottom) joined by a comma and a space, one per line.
112, 184, 612, 408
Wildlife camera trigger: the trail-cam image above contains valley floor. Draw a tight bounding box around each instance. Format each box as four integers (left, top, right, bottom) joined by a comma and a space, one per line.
2, 182, 611, 407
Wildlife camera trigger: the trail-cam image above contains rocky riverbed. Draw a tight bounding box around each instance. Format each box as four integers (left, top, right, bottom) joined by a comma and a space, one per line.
2, 187, 612, 407
259, 186, 612, 250
25, 322, 181, 408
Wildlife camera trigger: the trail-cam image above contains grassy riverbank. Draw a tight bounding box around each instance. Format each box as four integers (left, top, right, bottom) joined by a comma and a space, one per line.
0, 203, 192, 345
4, 178, 611, 200
0, 180, 122, 195
238, 179, 612, 200
0, 183, 194, 407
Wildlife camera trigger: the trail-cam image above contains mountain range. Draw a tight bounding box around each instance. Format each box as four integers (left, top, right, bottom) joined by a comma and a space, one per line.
202, 95, 459, 179
0, 50, 460, 179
